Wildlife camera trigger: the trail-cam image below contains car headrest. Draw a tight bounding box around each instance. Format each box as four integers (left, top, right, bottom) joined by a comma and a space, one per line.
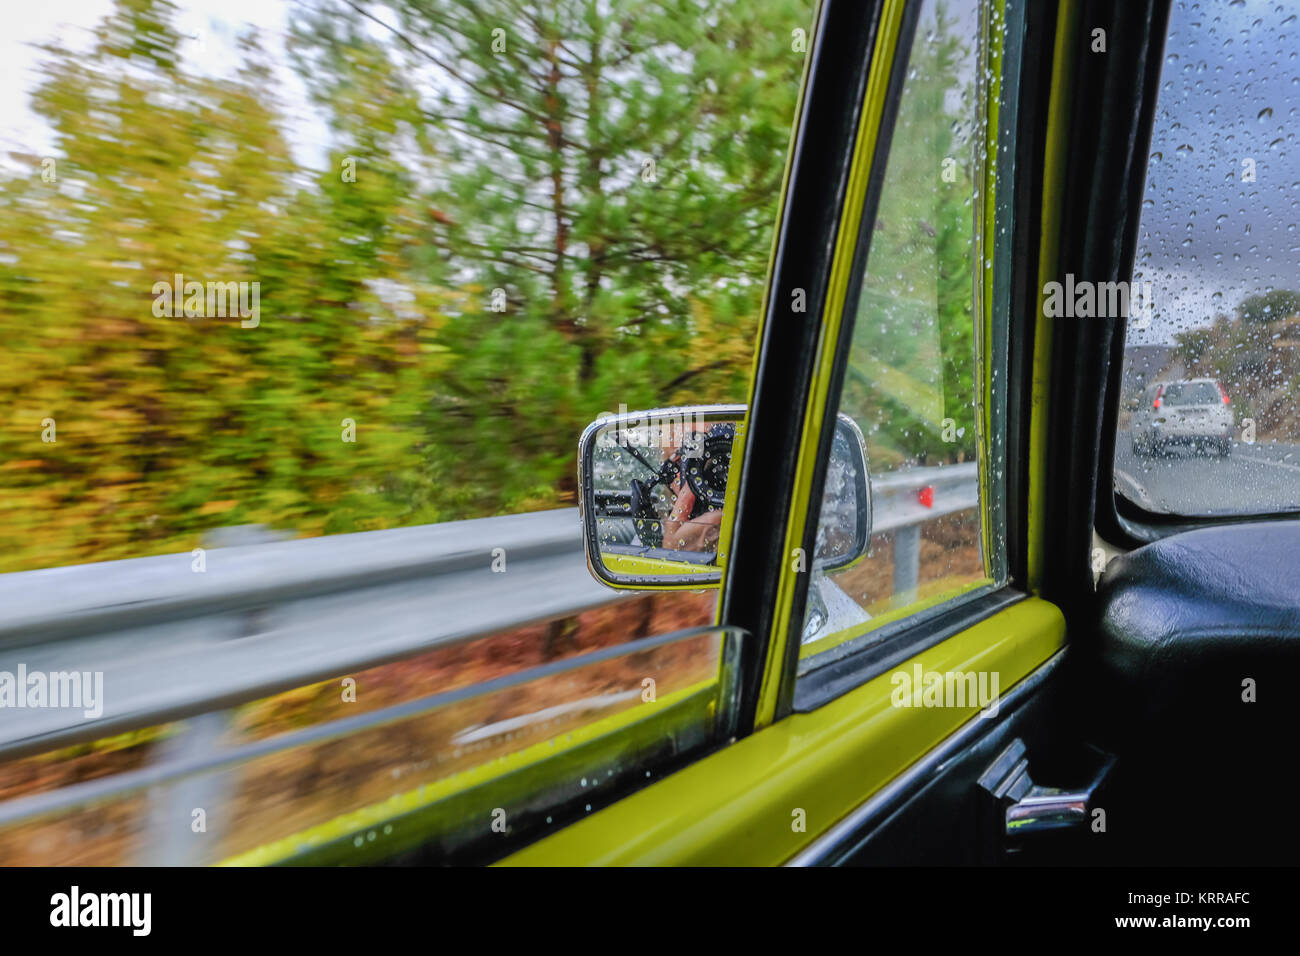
1092, 520, 1300, 748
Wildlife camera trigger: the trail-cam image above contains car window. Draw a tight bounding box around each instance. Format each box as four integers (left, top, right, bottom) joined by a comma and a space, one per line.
796, 0, 1007, 670
0, 0, 812, 864
1161, 382, 1223, 405
1113, 0, 1300, 517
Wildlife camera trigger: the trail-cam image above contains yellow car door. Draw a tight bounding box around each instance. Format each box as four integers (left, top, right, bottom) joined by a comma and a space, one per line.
506, 0, 1074, 866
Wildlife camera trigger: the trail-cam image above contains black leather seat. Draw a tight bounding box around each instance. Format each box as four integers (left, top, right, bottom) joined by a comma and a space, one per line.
1094, 520, 1300, 740
1089, 521, 1300, 861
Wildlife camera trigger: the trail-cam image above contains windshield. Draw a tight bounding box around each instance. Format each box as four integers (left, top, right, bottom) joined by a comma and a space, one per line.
1112, 0, 1300, 518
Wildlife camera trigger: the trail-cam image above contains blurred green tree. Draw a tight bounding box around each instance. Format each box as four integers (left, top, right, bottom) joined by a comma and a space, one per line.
0, 0, 442, 569
1236, 288, 1300, 325
839, 1, 979, 468
0, 0, 813, 569
292, 0, 810, 514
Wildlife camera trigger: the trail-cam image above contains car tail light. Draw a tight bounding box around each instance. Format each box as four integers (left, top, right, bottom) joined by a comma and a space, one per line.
1153, 385, 1164, 410
1216, 381, 1231, 405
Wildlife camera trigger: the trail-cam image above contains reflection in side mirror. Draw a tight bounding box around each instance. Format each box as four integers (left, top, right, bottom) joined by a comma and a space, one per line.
581, 405, 741, 589
815, 414, 872, 572
578, 405, 872, 590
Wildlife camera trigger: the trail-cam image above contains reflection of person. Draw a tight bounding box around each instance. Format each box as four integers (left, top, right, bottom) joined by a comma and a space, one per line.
661, 449, 725, 552
659, 424, 734, 553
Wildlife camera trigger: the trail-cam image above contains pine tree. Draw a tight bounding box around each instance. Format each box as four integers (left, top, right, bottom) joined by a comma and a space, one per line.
292, 0, 811, 514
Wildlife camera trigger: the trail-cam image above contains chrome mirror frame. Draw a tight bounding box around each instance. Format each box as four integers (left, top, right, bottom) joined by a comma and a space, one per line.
578, 405, 872, 590
817, 412, 872, 573
578, 404, 745, 589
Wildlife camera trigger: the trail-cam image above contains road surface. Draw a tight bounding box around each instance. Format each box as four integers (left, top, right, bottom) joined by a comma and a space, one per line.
1113, 434, 1300, 515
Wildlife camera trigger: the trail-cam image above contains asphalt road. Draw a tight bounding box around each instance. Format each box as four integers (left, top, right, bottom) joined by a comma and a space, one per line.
1113, 434, 1300, 515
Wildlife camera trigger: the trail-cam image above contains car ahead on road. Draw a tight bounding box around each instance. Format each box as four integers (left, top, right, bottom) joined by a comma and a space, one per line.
1130, 379, 1234, 457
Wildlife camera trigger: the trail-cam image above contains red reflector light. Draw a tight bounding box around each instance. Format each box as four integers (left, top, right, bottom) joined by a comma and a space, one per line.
918, 486, 934, 508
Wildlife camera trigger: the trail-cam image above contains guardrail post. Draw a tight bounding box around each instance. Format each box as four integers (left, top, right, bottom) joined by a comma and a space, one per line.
140, 525, 286, 866
893, 525, 921, 606
142, 710, 229, 866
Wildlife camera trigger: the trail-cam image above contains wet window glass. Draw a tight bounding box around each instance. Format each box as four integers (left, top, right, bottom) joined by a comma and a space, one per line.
798, 0, 1003, 665
1114, 0, 1300, 516
0, 0, 812, 865
0, 624, 742, 865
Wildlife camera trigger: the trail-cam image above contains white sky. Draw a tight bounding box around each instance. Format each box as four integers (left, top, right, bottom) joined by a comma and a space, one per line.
0, 0, 333, 173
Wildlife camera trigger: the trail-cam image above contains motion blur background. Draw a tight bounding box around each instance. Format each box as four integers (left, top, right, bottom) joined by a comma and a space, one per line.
0, 0, 989, 863
7, 0, 1293, 865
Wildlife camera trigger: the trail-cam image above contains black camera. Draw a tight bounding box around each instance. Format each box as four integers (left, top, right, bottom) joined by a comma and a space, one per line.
628, 423, 735, 549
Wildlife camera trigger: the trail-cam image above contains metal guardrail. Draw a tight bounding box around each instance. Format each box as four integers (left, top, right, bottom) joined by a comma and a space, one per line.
0, 508, 622, 762
0, 462, 976, 761
0, 462, 977, 859
870, 462, 979, 533
871, 462, 980, 602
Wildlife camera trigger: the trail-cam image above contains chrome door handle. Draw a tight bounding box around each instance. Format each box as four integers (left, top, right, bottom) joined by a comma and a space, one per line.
978, 738, 1116, 839
1006, 784, 1095, 834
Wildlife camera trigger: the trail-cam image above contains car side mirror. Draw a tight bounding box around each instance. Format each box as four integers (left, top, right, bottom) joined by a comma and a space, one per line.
578, 405, 871, 589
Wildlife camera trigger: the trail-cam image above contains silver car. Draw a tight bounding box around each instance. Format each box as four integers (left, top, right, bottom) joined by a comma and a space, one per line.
1131, 379, 1234, 457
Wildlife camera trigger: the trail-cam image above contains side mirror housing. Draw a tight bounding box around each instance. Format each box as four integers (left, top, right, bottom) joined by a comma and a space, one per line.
578, 405, 871, 590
